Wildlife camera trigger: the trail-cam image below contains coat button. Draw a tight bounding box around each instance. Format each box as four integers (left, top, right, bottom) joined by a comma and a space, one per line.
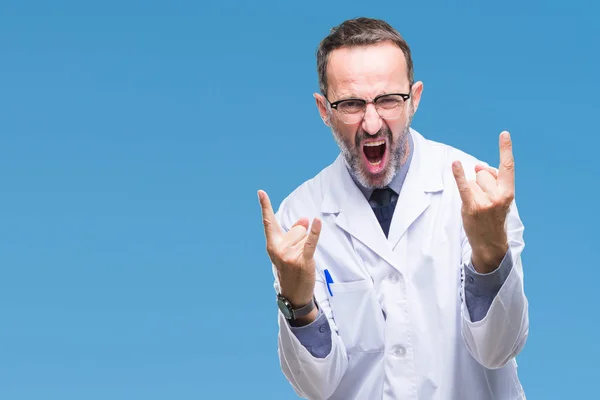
391, 345, 406, 357
319, 324, 327, 333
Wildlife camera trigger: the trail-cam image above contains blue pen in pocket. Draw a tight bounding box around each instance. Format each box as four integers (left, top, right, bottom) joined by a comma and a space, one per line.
324, 269, 334, 296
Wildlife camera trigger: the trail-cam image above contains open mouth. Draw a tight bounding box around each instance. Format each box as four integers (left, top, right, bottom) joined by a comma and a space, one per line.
362, 139, 387, 173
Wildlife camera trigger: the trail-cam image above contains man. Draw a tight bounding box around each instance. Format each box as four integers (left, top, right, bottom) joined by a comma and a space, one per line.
258, 17, 528, 400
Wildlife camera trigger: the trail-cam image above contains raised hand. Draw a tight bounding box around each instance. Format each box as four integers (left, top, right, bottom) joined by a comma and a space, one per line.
258, 190, 322, 308
452, 131, 515, 273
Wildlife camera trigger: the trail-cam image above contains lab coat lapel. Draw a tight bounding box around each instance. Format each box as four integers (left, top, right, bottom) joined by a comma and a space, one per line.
387, 176, 430, 251
388, 130, 444, 251
321, 156, 397, 269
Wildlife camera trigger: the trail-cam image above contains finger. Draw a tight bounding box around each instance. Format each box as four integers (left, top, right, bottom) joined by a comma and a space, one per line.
303, 218, 322, 260
474, 164, 498, 179
468, 180, 489, 204
475, 170, 497, 195
452, 161, 474, 206
282, 224, 309, 248
497, 131, 515, 190
291, 217, 310, 230
258, 190, 283, 241
281, 218, 309, 248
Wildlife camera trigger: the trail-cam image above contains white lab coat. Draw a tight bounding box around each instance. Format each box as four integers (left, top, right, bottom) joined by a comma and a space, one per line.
273, 129, 528, 400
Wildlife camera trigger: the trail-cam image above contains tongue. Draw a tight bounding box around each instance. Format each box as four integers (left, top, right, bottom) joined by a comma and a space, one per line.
364, 144, 385, 163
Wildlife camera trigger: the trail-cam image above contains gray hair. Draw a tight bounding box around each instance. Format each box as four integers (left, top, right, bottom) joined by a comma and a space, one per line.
316, 17, 414, 97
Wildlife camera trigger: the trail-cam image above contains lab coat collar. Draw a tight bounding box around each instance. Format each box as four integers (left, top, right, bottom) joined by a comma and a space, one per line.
321, 128, 444, 268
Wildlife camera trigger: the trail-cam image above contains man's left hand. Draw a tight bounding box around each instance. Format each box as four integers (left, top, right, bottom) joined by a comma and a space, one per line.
452, 131, 515, 274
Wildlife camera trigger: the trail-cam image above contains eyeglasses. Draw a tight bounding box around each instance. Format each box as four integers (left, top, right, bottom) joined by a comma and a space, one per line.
326, 92, 411, 124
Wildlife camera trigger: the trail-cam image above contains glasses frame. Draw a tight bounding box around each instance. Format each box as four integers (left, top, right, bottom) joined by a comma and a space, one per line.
325, 92, 412, 123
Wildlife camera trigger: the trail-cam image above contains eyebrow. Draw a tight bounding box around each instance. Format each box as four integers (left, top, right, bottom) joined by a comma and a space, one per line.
329, 92, 359, 101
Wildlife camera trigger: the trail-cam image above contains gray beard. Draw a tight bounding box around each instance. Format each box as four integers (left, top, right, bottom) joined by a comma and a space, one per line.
332, 119, 412, 190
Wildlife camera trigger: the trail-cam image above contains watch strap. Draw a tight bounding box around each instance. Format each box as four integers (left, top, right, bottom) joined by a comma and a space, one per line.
291, 296, 316, 319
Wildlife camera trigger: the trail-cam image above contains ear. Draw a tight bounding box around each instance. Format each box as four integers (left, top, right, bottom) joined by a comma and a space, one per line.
313, 93, 330, 126
409, 81, 424, 113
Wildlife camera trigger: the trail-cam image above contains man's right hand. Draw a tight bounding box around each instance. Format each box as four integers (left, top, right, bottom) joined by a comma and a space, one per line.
258, 189, 322, 311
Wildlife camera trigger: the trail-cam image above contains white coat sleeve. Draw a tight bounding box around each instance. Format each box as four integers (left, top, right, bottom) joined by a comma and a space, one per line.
459, 199, 529, 370
273, 214, 349, 399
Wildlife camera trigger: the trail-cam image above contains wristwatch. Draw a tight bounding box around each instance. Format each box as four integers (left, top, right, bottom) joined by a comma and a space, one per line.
277, 294, 316, 320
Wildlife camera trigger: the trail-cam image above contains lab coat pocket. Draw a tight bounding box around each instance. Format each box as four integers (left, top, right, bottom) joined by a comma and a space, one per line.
328, 279, 385, 353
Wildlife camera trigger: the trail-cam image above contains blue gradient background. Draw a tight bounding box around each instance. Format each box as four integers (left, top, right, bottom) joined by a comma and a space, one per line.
1, 1, 598, 399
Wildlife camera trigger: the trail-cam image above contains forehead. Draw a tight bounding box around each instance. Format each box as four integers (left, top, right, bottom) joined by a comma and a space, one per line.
326, 41, 409, 98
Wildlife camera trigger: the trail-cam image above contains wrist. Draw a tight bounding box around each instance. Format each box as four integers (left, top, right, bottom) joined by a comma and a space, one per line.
471, 242, 509, 274
279, 284, 315, 309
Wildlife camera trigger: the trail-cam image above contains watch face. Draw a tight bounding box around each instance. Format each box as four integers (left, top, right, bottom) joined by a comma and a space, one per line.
277, 297, 293, 319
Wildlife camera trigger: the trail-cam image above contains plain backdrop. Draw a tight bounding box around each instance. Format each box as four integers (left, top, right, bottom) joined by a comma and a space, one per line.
1, 0, 598, 399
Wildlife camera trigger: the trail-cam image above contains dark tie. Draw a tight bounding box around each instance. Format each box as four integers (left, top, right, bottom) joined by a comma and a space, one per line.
370, 187, 397, 237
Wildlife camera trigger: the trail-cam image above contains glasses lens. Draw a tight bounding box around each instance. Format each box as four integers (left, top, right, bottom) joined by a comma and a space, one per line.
335, 100, 365, 124
338, 113, 364, 124
376, 95, 406, 120
337, 100, 364, 114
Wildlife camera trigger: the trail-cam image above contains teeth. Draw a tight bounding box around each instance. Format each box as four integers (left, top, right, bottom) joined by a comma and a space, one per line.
364, 140, 385, 147
369, 160, 382, 166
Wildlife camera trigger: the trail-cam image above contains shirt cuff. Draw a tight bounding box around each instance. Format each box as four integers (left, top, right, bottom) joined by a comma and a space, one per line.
464, 248, 514, 322
288, 306, 332, 358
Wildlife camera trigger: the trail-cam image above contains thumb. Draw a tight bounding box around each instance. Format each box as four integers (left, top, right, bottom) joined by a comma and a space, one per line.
303, 218, 322, 260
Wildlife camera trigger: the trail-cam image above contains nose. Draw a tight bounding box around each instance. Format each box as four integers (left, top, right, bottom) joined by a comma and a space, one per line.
361, 103, 382, 135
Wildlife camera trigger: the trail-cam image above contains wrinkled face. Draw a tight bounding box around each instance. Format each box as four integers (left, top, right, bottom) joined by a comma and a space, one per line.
315, 41, 423, 189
